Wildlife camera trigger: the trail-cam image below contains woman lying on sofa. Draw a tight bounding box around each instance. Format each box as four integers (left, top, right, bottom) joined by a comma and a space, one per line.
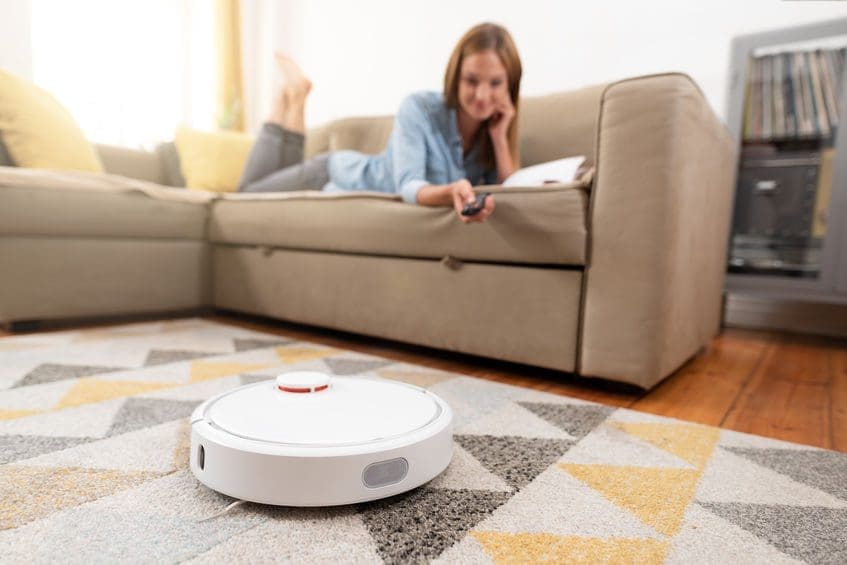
238, 22, 522, 224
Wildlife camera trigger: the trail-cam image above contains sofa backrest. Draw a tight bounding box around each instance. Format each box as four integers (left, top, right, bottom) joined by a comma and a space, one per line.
306, 82, 608, 167
519, 83, 606, 167
305, 116, 394, 159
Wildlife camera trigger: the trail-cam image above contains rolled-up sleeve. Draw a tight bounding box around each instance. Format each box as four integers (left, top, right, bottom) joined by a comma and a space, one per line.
392, 95, 430, 204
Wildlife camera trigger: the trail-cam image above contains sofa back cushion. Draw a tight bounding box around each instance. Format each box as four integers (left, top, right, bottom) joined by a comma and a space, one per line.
518, 84, 606, 167
0, 134, 12, 167
305, 116, 394, 159
307, 84, 607, 167
95, 143, 168, 185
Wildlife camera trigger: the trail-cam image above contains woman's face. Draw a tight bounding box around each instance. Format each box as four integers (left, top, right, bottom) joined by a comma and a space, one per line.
457, 49, 509, 122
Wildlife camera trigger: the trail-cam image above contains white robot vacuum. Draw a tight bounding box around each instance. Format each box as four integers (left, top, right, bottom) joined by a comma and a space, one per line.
190, 371, 453, 506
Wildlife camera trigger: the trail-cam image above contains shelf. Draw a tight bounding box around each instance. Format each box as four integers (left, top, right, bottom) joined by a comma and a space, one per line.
726, 20, 847, 303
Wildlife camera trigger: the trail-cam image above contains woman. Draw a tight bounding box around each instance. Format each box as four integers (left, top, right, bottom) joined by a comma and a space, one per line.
239, 22, 521, 224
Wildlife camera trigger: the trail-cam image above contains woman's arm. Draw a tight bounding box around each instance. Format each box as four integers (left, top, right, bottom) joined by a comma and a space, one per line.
492, 137, 516, 183
488, 94, 517, 183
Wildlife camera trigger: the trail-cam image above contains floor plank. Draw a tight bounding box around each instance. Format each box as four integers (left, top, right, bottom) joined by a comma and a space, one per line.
831, 347, 847, 453
628, 329, 771, 427
722, 335, 833, 449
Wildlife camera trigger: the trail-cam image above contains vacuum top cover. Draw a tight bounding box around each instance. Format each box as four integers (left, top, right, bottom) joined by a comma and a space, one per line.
202, 371, 443, 446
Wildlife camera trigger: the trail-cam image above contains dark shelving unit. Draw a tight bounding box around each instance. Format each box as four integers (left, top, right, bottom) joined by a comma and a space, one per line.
726, 18, 847, 304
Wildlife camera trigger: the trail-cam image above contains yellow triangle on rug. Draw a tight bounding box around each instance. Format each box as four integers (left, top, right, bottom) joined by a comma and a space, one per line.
472, 531, 669, 563
56, 379, 174, 409
560, 464, 701, 537
0, 408, 42, 420
274, 345, 340, 364
0, 465, 160, 530
612, 422, 720, 469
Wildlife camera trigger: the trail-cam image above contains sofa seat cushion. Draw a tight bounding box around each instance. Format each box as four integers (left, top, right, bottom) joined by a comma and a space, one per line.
0, 167, 214, 240
210, 183, 589, 266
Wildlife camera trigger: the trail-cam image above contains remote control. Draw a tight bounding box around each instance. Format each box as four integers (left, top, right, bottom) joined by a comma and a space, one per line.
461, 192, 491, 216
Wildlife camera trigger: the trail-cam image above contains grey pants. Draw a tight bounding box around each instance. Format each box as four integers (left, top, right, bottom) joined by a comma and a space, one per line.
238, 123, 330, 192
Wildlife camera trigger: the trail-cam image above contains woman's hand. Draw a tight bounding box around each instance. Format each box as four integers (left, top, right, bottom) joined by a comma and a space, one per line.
487, 94, 515, 144
451, 179, 495, 223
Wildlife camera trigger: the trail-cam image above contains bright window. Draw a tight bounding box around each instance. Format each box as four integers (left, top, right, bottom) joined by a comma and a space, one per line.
30, 0, 216, 149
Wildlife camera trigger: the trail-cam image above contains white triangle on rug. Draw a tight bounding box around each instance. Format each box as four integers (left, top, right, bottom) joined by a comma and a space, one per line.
436, 395, 485, 430
428, 377, 521, 427
129, 334, 237, 355
271, 357, 332, 374
0, 398, 126, 438
203, 348, 287, 365
718, 428, 820, 451
427, 443, 512, 492
434, 376, 605, 419
560, 422, 694, 469
473, 465, 661, 539
32, 343, 148, 370
695, 447, 847, 508
432, 531, 492, 564
0, 340, 55, 353
456, 401, 576, 441
138, 376, 243, 402
20, 419, 186, 473
2, 330, 79, 346
0, 470, 258, 562
182, 507, 382, 564
0, 360, 55, 390
666, 502, 801, 564
71, 320, 168, 341
0, 379, 80, 411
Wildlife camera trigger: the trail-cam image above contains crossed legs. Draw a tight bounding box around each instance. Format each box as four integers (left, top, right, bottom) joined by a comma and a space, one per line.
239, 55, 329, 192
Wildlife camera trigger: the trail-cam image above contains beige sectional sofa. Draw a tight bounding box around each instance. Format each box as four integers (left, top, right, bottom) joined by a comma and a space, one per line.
0, 72, 736, 389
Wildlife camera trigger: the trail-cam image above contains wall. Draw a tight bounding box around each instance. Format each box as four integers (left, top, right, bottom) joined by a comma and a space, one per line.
267, 0, 847, 130
0, 1, 32, 79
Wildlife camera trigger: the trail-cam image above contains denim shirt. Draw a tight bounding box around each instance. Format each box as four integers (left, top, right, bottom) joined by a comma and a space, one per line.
322, 91, 498, 204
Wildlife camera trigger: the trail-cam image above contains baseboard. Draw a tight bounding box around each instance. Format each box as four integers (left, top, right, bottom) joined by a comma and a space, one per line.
725, 293, 847, 338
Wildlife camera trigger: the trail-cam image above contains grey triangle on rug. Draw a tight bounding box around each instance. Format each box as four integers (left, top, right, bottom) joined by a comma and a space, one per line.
0, 318, 844, 563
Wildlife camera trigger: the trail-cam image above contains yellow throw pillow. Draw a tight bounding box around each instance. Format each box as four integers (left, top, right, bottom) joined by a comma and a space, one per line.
0, 69, 103, 172
174, 127, 254, 192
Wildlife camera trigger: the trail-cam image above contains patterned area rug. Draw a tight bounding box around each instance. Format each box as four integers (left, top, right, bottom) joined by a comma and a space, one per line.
1, 318, 845, 564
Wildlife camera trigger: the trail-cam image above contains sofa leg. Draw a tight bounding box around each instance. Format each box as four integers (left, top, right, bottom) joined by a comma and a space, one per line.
719, 291, 728, 330
3, 320, 42, 333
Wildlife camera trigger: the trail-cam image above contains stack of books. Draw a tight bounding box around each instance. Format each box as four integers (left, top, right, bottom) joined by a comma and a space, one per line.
743, 48, 846, 141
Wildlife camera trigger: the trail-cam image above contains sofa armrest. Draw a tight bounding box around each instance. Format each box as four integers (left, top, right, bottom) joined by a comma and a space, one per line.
96, 143, 168, 185
578, 73, 736, 388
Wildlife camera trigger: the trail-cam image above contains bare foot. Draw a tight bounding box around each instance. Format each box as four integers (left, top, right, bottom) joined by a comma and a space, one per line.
274, 53, 312, 97
269, 53, 312, 132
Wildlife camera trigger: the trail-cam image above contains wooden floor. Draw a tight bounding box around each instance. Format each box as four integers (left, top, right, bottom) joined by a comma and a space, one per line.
3, 311, 845, 453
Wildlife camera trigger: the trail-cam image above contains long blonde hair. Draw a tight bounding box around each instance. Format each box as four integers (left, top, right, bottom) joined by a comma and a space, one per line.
443, 23, 522, 169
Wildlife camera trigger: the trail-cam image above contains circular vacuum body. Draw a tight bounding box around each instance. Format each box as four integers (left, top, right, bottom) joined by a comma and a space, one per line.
190, 372, 453, 506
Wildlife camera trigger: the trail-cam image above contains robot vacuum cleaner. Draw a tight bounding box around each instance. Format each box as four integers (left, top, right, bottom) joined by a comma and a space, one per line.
190, 371, 453, 506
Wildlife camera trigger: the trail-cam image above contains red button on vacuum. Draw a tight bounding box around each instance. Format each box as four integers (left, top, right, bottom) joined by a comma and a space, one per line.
275, 372, 331, 394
